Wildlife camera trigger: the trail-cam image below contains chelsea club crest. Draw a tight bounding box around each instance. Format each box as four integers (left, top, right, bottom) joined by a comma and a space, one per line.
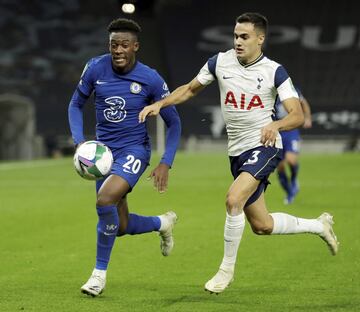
130, 82, 142, 94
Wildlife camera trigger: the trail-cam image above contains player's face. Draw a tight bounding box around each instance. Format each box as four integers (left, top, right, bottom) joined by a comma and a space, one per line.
109, 32, 139, 73
233, 22, 264, 64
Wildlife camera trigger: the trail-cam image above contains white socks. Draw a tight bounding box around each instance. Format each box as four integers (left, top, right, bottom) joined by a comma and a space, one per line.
220, 212, 245, 271
270, 212, 324, 234
218, 212, 323, 272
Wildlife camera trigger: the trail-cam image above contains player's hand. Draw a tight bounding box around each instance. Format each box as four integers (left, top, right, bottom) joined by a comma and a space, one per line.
261, 123, 279, 147
139, 103, 161, 123
303, 117, 312, 129
147, 163, 170, 193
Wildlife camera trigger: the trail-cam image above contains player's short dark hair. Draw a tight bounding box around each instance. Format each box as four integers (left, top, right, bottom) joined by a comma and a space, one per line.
107, 18, 142, 39
236, 12, 268, 35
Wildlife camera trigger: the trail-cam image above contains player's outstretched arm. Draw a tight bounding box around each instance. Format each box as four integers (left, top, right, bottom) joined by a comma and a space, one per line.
139, 77, 205, 123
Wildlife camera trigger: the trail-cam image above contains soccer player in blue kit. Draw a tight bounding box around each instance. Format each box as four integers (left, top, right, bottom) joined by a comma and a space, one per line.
275, 87, 312, 204
68, 18, 181, 296
140, 12, 338, 294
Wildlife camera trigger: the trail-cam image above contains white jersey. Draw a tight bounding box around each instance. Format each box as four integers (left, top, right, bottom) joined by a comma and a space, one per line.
196, 49, 298, 156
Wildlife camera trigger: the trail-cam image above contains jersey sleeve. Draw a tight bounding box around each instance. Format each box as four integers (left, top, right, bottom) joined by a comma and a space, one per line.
159, 106, 181, 167
274, 65, 299, 102
295, 86, 304, 101
77, 59, 96, 97
196, 54, 218, 86
68, 90, 88, 144
149, 70, 181, 167
67, 59, 96, 145
149, 70, 171, 102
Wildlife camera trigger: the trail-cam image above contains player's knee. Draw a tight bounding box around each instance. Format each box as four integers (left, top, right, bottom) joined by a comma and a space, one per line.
285, 154, 298, 166
250, 221, 273, 235
287, 159, 297, 167
225, 193, 244, 211
96, 193, 116, 206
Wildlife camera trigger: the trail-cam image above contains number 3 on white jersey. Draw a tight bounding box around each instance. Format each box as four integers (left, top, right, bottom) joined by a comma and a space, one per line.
123, 155, 142, 174
244, 150, 261, 165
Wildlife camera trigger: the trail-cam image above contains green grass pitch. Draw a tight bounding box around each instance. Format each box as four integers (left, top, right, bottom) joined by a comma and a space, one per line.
0, 152, 359, 312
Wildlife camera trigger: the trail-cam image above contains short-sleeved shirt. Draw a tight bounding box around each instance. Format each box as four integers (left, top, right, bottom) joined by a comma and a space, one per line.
196, 49, 299, 157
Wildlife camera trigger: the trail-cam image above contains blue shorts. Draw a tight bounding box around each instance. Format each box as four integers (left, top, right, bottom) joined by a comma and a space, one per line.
280, 129, 300, 155
229, 146, 282, 207
96, 144, 151, 193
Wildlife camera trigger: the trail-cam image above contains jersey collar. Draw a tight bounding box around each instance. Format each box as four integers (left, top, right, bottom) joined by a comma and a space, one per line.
111, 59, 138, 76
237, 52, 264, 68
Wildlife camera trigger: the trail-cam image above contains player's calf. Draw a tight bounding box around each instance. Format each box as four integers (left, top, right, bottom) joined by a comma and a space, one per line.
247, 215, 273, 235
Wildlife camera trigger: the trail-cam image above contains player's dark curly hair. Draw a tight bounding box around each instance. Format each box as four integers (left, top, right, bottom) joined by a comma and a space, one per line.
107, 18, 142, 37
236, 12, 268, 35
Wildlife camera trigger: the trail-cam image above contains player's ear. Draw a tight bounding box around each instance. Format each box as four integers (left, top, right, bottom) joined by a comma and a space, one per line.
134, 41, 140, 52
258, 33, 265, 46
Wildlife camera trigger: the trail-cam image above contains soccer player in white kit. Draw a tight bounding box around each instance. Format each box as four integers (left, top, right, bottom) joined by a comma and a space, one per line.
139, 12, 339, 294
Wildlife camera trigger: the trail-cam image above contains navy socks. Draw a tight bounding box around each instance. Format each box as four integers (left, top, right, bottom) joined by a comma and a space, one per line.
290, 164, 299, 185
95, 205, 119, 270
95, 206, 161, 269
278, 171, 290, 194
118, 213, 161, 236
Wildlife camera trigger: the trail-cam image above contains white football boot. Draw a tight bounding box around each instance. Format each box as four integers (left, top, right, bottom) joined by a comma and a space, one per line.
159, 211, 178, 256
81, 269, 106, 297
318, 212, 339, 255
204, 268, 234, 294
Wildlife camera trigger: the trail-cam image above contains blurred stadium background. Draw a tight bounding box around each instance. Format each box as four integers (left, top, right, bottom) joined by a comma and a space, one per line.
0, 0, 359, 160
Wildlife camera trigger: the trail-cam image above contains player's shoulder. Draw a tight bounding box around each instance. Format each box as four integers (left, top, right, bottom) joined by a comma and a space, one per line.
203, 49, 235, 62
79, 54, 110, 80
209, 49, 238, 72
216, 49, 237, 63
256, 56, 290, 83
135, 61, 158, 75
259, 55, 283, 71
133, 61, 165, 83
220, 49, 236, 57
83, 54, 111, 75
133, 62, 169, 96
86, 53, 110, 67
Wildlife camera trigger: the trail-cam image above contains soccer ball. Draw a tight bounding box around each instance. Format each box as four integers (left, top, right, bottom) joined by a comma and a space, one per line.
73, 140, 113, 180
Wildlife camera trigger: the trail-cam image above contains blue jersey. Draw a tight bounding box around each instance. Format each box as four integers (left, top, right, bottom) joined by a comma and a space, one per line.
68, 54, 181, 166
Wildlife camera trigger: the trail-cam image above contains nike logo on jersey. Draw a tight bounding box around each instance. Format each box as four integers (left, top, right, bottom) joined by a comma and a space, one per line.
223, 75, 233, 79
96, 80, 108, 85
